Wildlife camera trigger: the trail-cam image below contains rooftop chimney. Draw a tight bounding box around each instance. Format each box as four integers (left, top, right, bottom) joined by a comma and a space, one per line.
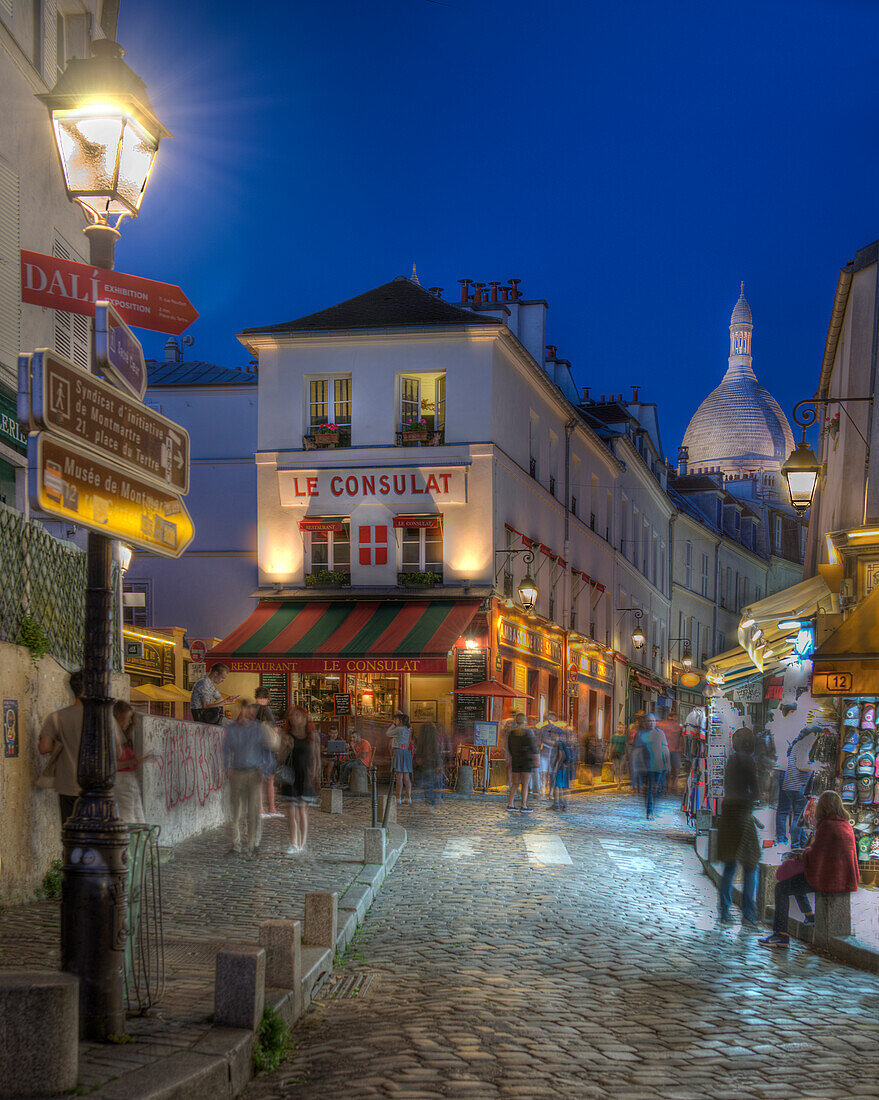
428, 286, 444, 298
508, 278, 522, 300
582, 387, 590, 401
545, 344, 557, 360
164, 337, 180, 364
458, 278, 472, 303
632, 385, 640, 402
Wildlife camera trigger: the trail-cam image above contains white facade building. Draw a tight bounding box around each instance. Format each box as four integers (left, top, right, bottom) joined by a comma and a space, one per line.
0, 0, 112, 509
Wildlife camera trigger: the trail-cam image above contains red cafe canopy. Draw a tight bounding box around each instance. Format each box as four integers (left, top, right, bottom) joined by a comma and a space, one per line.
453, 678, 533, 699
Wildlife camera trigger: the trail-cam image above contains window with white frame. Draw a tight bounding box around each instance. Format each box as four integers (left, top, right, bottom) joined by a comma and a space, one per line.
398, 373, 445, 435
308, 523, 350, 575
400, 523, 443, 577
308, 378, 352, 435
123, 580, 151, 627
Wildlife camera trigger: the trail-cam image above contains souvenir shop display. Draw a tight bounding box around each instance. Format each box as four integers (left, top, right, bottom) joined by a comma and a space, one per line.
838, 696, 879, 865
683, 704, 708, 825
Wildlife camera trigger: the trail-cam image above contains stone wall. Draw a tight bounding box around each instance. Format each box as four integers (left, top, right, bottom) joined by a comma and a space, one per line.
137, 715, 229, 847
0, 641, 127, 906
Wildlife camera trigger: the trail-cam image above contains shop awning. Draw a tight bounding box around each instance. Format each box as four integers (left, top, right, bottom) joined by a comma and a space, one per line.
208, 598, 480, 673
736, 575, 833, 672
130, 683, 191, 703
812, 584, 879, 695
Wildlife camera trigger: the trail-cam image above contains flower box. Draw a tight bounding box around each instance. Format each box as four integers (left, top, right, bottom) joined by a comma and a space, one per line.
314, 432, 340, 447
401, 430, 429, 442
398, 571, 442, 588
305, 570, 350, 588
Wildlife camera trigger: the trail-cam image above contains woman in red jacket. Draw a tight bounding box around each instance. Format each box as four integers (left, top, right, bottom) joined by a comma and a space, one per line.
759, 790, 859, 948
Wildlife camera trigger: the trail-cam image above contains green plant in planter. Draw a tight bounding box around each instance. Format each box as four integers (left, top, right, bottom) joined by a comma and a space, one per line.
17, 614, 50, 664
398, 571, 441, 587
252, 1006, 293, 1074
305, 569, 350, 587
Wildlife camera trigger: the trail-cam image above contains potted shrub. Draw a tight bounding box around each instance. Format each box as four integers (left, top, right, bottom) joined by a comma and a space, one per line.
401, 417, 429, 443
398, 570, 442, 588
313, 423, 340, 447
305, 569, 350, 588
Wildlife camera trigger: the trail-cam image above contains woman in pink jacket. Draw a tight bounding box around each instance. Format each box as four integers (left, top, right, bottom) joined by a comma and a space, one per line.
760, 790, 859, 948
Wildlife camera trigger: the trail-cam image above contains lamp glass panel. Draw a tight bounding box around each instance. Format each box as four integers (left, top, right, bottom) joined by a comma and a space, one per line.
785, 469, 818, 506
53, 106, 124, 195
518, 580, 538, 609
116, 115, 158, 211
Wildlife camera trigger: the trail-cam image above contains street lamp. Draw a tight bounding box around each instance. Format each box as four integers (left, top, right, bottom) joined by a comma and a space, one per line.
619, 608, 646, 650
669, 636, 692, 667
37, 38, 168, 1040
782, 439, 822, 514
495, 547, 539, 612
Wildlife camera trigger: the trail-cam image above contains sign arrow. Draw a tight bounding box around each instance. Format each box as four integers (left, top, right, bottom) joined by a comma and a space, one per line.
20, 249, 198, 336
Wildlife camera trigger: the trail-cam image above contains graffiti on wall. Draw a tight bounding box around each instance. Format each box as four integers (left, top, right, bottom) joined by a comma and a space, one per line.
151, 719, 224, 812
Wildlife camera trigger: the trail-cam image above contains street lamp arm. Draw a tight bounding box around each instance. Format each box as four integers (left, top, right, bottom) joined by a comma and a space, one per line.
793, 396, 873, 450
494, 547, 535, 583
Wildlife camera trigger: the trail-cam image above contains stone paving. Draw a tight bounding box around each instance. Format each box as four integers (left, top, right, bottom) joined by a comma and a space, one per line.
244, 791, 879, 1100
0, 798, 384, 1094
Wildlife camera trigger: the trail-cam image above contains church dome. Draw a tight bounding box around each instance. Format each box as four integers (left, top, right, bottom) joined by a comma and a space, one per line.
682, 285, 794, 473
682, 375, 794, 467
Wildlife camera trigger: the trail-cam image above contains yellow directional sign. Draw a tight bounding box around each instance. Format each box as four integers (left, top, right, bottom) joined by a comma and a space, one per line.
29, 432, 194, 558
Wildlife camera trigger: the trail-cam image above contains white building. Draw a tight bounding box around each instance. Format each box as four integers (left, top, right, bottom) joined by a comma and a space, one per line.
205, 275, 620, 748
0, 0, 112, 510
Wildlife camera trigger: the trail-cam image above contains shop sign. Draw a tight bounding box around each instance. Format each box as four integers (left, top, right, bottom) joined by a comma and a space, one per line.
571, 650, 613, 685
732, 682, 762, 703
187, 661, 206, 685
0, 386, 26, 454
259, 671, 288, 715
124, 639, 144, 660
392, 515, 440, 528
189, 639, 207, 662
278, 466, 466, 507
497, 618, 563, 665
812, 670, 854, 695
474, 721, 499, 747
298, 518, 344, 533
214, 656, 448, 674
455, 648, 488, 729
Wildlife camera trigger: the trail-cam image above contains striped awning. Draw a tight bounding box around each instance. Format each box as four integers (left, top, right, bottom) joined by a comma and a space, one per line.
208, 599, 480, 673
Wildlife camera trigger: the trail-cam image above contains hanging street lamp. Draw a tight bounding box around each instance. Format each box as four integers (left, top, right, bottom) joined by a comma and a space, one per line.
782, 439, 822, 514
37, 37, 169, 1040
495, 547, 539, 612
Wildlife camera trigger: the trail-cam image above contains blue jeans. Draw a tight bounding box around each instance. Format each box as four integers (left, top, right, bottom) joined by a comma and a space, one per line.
420, 768, 440, 807
720, 861, 758, 922
773, 871, 813, 934
776, 784, 807, 845
644, 770, 660, 816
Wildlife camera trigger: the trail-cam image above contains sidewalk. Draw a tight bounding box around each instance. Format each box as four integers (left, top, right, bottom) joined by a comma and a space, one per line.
0, 796, 403, 1097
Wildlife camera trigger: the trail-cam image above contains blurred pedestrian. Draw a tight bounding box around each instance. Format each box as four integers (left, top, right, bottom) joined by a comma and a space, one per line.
112, 700, 149, 824
550, 727, 573, 811
280, 705, 320, 855
38, 669, 84, 827
539, 713, 565, 798
641, 714, 670, 820
387, 711, 414, 805
415, 721, 442, 808
505, 713, 538, 813
627, 711, 647, 793
255, 698, 282, 818
223, 700, 268, 856
610, 721, 627, 784
717, 727, 760, 927
657, 708, 683, 790
760, 790, 858, 948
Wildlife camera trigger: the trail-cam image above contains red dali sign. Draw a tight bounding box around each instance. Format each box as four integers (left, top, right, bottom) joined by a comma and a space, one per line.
20, 249, 198, 335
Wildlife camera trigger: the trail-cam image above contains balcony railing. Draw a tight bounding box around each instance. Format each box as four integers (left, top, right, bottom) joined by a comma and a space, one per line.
303, 428, 351, 450
398, 570, 443, 588
395, 428, 444, 447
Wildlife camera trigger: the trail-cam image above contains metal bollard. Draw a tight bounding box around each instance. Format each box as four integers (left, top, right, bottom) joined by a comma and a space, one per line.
370, 766, 378, 827
381, 768, 396, 828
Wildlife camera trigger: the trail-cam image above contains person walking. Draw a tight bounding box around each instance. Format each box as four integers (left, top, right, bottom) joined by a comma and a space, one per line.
414, 720, 442, 809
223, 700, 268, 856
627, 711, 648, 794
610, 721, 627, 784
280, 705, 320, 855
387, 711, 414, 804
38, 669, 84, 827
717, 727, 760, 927
550, 727, 573, 811
505, 713, 538, 812
760, 790, 859, 948
255, 697, 282, 818
112, 700, 149, 824
657, 708, 683, 790
640, 714, 670, 820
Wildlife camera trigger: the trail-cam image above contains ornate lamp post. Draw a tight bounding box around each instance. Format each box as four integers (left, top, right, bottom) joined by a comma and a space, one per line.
495, 547, 539, 612
37, 38, 169, 1040
618, 607, 646, 650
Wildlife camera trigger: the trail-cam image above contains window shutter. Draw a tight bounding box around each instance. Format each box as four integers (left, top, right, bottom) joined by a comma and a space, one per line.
43, 0, 58, 82
53, 236, 91, 368
0, 159, 20, 389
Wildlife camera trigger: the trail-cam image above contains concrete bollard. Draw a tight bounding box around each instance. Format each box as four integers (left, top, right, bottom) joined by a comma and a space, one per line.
0, 970, 79, 1097
321, 787, 343, 814
364, 827, 387, 865
258, 920, 302, 990
378, 794, 396, 824
214, 945, 266, 1031
758, 862, 778, 922
349, 762, 369, 794
304, 891, 338, 948
457, 764, 474, 794
814, 892, 852, 947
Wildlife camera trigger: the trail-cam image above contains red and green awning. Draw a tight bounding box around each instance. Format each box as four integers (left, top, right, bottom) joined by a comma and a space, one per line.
208, 599, 480, 673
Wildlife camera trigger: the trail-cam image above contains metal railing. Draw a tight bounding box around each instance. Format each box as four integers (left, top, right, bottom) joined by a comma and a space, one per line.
0, 501, 121, 669
124, 824, 165, 1014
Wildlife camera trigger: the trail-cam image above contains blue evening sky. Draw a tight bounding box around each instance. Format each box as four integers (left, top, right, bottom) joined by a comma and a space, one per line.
116, 0, 879, 454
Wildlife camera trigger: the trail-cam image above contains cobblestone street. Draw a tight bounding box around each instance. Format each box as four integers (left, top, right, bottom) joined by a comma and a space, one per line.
245, 791, 879, 1100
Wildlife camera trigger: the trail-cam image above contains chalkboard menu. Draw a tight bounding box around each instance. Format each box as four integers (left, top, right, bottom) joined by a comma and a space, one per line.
455, 648, 487, 731
259, 672, 288, 720
334, 693, 352, 716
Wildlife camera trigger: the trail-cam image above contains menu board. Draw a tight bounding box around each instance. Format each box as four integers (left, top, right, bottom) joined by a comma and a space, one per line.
259, 671, 288, 720
455, 648, 487, 731
334, 693, 353, 716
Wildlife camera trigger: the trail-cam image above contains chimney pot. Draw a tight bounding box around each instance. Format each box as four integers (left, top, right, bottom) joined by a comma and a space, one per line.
545, 344, 557, 360
632, 385, 640, 402
508, 278, 522, 300
429, 286, 443, 298
488, 281, 501, 302
458, 278, 472, 303
582, 387, 590, 401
